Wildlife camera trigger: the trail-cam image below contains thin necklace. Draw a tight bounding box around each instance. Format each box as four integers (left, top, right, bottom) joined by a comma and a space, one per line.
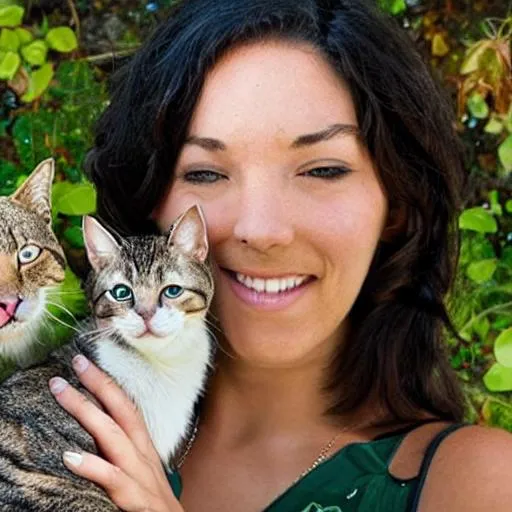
175, 414, 200, 470
175, 415, 343, 483
293, 432, 341, 483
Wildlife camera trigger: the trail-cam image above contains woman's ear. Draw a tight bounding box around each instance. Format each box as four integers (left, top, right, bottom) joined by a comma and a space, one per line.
381, 202, 408, 242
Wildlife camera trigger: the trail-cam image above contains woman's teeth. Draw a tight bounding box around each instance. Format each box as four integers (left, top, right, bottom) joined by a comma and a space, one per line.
235, 273, 308, 293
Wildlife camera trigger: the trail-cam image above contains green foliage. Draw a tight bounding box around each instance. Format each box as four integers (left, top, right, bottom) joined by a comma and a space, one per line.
0, 5, 77, 102
454, 189, 512, 426
0, 48, 106, 363
459, 207, 498, 233
384, 3, 512, 429
0, 5, 23, 27
378, 0, 407, 16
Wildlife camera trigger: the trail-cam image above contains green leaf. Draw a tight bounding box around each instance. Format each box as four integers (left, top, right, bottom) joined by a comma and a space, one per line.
488, 190, 503, 216
467, 258, 497, 283
20, 39, 47, 66
484, 116, 504, 134
378, 0, 406, 15
483, 363, 512, 392
53, 182, 96, 216
498, 134, 512, 173
506, 105, 512, 133
495, 328, 512, 367
482, 399, 512, 432
21, 62, 53, 102
45, 27, 77, 53
472, 316, 490, 342
467, 92, 489, 119
0, 27, 18, 51
460, 42, 490, 75
0, 49, 19, 79
506, 200, 512, 213
432, 34, 450, 57
459, 207, 498, 233
492, 315, 512, 331
0, 5, 23, 27
63, 225, 85, 248
15, 27, 32, 45
39, 15, 49, 36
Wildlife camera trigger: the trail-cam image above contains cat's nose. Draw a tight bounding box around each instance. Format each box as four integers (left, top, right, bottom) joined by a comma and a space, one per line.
0, 296, 21, 327
137, 306, 156, 322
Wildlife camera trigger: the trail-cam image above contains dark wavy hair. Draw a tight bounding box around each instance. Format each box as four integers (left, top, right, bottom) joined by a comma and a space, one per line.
85, 0, 467, 422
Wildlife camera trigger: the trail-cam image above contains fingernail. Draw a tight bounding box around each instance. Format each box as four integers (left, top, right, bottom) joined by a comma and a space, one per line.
72, 354, 90, 375
63, 451, 83, 467
49, 377, 68, 395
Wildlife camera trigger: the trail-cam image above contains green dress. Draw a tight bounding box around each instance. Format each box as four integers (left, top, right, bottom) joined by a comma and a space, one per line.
167, 423, 466, 512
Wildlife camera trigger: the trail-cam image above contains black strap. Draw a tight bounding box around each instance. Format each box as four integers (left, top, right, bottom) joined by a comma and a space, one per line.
407, 423, 469, 511
372, 418, 444, 442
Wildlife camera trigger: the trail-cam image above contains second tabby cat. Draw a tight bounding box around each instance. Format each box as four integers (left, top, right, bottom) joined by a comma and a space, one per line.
0, 158, 66, 366
0, 205, 213, 511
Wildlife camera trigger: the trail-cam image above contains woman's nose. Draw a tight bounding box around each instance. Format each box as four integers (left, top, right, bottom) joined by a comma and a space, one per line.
232, 183, 294, 252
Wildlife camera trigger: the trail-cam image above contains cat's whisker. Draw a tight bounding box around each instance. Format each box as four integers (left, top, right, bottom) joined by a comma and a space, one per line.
79, 327, 116, 344
212, 338, 236, 359
204, 325, 235, 359
82, 328, 114, 342
46, 290, 84, 297
206, 311, 221, 323
205, 317, 222, 334
44, 301, 79, 323
43, 310, 81, 334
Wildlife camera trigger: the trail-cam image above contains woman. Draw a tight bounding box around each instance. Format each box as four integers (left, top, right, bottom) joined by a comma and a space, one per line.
49, 0, 512, 510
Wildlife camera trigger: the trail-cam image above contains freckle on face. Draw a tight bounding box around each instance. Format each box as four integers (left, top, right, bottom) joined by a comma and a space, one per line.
154, 40, 388, 368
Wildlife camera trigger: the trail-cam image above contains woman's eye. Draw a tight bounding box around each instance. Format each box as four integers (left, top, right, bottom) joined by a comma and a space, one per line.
163, 285, 184, 299
110, 284, 133, 302
18, 244, 41, 264
303, 166, 351, 180
183, 170, 225, 183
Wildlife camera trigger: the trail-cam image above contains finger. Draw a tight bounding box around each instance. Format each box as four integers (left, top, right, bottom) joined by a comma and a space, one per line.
49, 377, 140, 472
71, 355, 157, 459
62, 450, 158, 512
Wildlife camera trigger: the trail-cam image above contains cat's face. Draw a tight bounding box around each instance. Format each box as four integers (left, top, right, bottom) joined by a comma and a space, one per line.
0, 159, 66, 359
84, 206, 213, 356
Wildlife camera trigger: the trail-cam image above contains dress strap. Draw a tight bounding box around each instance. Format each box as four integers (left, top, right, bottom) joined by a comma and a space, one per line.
407, 423, 469, 511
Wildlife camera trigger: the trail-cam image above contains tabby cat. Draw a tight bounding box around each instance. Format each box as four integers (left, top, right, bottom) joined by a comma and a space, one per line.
0, 205, 213, 511
0, 158, 66, 365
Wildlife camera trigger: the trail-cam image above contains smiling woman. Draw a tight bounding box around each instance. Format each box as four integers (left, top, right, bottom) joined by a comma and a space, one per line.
47, 0, 512, 511
153, 41, 388, 370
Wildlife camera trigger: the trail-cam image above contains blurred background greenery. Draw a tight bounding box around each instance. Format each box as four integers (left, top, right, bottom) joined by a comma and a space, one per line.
0, 0, 510, 429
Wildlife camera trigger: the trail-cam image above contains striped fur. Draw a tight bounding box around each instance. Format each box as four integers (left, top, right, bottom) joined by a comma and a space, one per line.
0, 159, 66, 365
0, 207, 213, 511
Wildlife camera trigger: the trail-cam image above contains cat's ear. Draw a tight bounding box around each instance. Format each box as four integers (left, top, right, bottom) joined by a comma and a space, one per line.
83, 216, 122, 271
10, 158, 54, 225
168, 205, 209, 262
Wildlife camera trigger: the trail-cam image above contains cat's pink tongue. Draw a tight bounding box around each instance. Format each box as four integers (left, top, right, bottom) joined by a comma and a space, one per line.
0, 299, 19, 328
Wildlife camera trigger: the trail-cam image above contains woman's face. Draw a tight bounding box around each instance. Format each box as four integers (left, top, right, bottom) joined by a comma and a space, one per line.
153, 41, 388, 368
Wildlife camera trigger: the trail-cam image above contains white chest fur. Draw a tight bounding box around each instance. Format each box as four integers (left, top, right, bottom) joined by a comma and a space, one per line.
94, 317, 211, 465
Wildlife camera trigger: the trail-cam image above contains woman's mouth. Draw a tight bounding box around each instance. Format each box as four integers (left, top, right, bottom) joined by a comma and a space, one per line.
221, 269, 315, 311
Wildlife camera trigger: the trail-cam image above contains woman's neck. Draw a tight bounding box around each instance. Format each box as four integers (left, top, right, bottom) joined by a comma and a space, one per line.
200, 351, 349, 448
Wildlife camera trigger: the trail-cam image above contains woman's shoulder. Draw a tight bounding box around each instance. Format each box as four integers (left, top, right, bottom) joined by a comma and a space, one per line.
418, 424, 512, 511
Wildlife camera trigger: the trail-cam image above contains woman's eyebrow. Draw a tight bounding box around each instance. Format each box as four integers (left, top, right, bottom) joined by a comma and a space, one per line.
184, 123, 359, 152
184, 136, 226, 151
291, 123, 360, 148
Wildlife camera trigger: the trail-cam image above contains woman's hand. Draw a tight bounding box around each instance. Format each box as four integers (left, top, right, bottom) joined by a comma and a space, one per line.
49, 354, 183, 512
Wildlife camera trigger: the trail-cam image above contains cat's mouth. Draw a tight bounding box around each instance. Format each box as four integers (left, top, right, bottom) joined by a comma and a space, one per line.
0, 298, 21, 329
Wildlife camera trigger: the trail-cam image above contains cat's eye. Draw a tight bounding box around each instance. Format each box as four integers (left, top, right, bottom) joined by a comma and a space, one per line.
110, 284, 133, 302
163, 285, 184, 299
18, 244, 41, 265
